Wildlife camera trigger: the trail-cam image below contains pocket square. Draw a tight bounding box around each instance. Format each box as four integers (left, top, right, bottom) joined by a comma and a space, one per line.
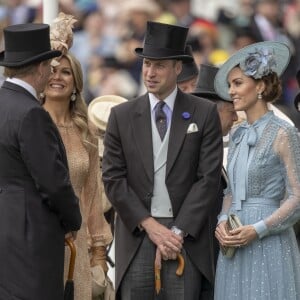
187, 123, 198, 133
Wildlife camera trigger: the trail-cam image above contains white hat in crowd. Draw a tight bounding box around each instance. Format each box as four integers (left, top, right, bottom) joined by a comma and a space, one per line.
88, 95, 128, 132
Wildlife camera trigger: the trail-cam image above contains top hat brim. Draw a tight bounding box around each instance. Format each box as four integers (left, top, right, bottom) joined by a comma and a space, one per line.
0, 49, 62, 67
177, 72, 198, 83
214, 41, 290, 101
192, 90, 230, 102
135, 48, 193, 63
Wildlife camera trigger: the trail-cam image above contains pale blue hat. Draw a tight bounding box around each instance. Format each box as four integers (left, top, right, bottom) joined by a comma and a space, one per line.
214, 41, 291, 101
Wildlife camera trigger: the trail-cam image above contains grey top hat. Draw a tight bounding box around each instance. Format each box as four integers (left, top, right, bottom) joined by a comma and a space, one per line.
214, 41, 291, 101
192, 64, 230, 102
135, 21, 193, 62
0, 23, 61, 67
177, 45, 199, 83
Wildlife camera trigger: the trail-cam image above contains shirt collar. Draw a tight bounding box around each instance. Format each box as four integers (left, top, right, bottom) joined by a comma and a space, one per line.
6, 77, 38, 99
149, 86, 177, 112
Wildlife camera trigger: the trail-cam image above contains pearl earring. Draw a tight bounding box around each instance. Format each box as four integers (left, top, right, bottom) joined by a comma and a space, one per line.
71, 90, 76, 102
258, 93, 263, 100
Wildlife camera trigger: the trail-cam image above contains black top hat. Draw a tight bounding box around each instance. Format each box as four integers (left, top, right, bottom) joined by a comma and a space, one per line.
192, 64, 232, 102
135, 21, 193, 62
0, 23, 61, 67
177, 45, 199, 83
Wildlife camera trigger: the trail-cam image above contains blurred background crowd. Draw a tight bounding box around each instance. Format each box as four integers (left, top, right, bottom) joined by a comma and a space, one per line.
0, 0, 300, 128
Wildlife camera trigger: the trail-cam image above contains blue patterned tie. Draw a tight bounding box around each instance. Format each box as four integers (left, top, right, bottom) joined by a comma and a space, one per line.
155, 101, 167, 140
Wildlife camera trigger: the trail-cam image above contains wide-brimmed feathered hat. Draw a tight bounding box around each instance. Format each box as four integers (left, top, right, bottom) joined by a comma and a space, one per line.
0, 23, 61, 67
135, 21, 193, 62
214, 41, 291, 101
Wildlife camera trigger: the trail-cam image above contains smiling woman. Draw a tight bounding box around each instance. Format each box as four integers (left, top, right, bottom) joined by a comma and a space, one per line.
40, 14, 113, 300
214, 41, 300, 300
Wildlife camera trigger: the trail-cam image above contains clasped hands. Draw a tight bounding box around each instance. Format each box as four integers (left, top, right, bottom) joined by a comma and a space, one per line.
141, 217, 183, 269
215, 221, 257, 248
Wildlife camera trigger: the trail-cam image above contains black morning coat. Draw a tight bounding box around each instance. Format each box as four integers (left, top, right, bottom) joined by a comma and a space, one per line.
0, 81, 81, 300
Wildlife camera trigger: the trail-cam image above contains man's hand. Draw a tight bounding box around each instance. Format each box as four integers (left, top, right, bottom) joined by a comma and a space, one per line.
141, 217, 183, 260
65, 231, 77, 242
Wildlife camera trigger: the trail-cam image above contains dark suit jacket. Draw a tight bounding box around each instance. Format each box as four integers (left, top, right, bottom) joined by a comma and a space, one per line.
0, 81, 81, 300
102, 90, 223, 297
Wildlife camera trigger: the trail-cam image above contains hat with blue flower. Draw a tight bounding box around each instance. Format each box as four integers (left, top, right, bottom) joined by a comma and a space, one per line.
214, 41, 291, 101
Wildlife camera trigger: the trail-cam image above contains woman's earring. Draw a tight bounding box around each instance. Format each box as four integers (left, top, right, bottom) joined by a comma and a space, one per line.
39, 92, 45, 100
71, 89, 76, 102
258, 93, 263, 100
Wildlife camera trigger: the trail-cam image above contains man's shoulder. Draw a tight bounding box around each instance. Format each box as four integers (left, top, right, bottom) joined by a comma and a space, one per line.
112, 95, 148, 113
0, 85, 42, 117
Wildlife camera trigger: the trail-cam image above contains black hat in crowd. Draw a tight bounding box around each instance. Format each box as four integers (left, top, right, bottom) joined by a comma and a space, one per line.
177, 45, 199, 83
294, 69, 300, 112
192, 64, 232, 102
0, 23, 61, 67
135, 21, 193, 62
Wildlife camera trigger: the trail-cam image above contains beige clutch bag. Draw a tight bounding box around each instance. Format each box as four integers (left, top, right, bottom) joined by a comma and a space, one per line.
220, 214, 243, 258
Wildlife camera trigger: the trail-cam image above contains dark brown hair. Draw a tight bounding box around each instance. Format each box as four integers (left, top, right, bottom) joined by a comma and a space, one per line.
258, 72, 282, 103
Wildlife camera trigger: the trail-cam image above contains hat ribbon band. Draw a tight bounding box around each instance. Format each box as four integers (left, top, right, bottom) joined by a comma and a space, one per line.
4, 50, 49, 62
142, 44, 185, 56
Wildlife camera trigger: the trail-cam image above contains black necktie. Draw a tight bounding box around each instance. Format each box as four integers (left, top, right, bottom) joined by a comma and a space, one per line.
155, 101, 167, 140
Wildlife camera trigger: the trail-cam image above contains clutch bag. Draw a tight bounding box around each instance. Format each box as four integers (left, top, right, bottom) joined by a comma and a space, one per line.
220, 214, 243, 258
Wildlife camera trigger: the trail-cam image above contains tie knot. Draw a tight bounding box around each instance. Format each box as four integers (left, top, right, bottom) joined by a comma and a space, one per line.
156, 101, 165, 111
155, 101, 167, 140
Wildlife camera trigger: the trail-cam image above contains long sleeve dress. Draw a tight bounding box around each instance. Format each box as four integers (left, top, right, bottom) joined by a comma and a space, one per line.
215, 111, 300, 300
57, 122, 113, 300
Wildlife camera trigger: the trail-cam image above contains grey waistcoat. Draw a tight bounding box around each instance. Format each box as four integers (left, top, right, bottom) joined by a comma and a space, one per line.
150, 115, 173, 217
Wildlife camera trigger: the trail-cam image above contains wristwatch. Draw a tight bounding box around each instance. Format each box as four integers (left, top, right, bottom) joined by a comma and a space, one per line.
171, 226, 187, 237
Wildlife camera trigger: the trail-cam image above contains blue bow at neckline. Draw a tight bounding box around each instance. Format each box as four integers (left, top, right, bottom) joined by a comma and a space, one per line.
232, 123, 258, 147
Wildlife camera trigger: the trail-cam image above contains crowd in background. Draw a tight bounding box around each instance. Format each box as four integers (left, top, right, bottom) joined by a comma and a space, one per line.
0, 0, 300, 128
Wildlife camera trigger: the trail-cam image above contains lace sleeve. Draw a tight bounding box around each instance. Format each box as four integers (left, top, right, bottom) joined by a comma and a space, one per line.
83, 123, 113, 247
260, 126, 300, 236
217, 188, 233, 223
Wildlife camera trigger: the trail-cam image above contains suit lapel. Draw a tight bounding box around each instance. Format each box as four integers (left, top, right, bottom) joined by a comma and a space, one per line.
166, 90, 195, 177
132, 95, 154, 181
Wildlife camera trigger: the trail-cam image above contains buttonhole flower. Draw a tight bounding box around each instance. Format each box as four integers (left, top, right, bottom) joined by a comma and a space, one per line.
182, 112, 191, 120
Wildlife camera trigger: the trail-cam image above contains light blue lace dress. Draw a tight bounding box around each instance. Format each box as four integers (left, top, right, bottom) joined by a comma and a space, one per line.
214, 112, 300, 300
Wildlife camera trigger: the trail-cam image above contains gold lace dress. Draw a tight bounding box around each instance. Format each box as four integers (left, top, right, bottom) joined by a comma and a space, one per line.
57, 122, 113, 300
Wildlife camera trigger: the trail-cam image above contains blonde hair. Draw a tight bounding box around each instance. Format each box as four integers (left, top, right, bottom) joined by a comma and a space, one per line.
41, 53, 96, 149
64, 52, 96, 149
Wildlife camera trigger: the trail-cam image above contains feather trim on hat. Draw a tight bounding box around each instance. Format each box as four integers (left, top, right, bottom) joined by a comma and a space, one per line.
50, 12, 77, 66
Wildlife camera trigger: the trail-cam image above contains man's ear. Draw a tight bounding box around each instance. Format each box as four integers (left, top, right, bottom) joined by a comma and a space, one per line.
175, 60, 183, 76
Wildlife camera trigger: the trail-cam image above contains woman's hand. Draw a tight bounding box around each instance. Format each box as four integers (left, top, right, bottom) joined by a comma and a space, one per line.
215, 221, 228, 245
90, 246, 108, 274
216, 222, 257, 248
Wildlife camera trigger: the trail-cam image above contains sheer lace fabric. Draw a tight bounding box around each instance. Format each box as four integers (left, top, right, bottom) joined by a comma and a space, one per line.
215, 112, 300, 299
